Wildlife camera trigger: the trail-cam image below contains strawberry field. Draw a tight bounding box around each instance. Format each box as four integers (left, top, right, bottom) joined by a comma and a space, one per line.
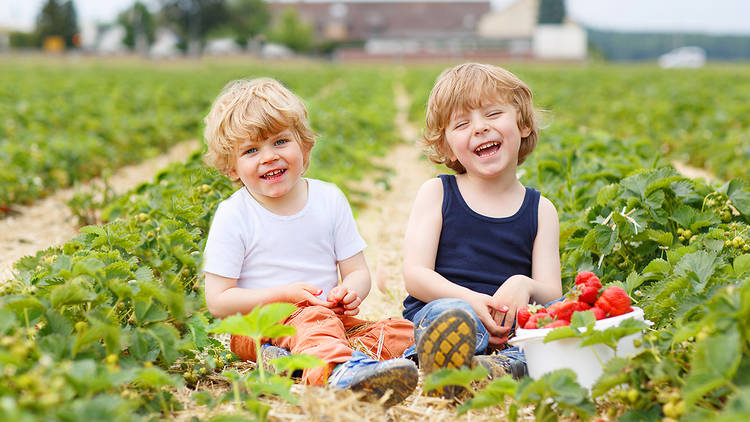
1, 58, 750, 421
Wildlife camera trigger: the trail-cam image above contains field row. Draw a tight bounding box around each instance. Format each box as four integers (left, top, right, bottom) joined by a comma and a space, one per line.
3, 61, 750, 212
1, 61, 750, 420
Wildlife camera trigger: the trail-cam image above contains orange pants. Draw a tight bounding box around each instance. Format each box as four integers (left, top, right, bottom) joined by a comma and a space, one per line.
230, 303, 414, 385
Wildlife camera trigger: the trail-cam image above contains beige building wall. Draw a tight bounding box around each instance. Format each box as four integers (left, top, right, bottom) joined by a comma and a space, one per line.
477, 0, 538, 39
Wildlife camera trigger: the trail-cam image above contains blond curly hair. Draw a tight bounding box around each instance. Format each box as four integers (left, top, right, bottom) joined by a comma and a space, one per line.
203, 78, 316, 182
423, 63, 538, 174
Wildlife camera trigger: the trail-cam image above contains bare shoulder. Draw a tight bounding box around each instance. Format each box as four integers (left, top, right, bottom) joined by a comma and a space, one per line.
414, 177, 444, 205
537, 195, 559, 224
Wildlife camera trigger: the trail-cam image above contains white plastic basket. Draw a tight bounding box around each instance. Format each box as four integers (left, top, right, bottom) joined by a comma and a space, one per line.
508, 306, 652, 390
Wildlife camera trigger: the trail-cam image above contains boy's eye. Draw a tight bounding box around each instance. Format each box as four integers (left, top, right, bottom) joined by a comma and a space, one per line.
487, 110, 502, 117
274, 138, 288, 146
454, 122, 468, 130
244, 147, 257, 155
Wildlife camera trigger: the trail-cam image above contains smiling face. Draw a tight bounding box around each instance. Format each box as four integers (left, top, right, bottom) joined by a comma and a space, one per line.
444, 102, 531, 179
229, 129, 309, 205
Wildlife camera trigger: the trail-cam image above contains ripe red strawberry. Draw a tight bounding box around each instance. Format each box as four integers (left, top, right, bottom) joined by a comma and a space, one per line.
575, 271, 600, 286
577, 285, 599, 305
517, 304, 545, 328
595, 286, 632, 317
544, 319, 571, 328
547, 300, 578, 322
524, 312, 554, 329
574, 301, 591, 312
591, 306, 607, 320
574, 271, 603, 305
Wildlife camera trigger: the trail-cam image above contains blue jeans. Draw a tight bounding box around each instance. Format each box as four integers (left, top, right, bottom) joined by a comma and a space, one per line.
402, 297, 562, 363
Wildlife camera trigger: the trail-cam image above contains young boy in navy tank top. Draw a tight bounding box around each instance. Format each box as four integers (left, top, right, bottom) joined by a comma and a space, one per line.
401, 63, 563, 396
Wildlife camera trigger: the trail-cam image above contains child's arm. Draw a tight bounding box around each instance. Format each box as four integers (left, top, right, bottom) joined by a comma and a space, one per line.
327, 251, 371, 316
403, 179, 509, 341
204, 272, 330, 319
491, 196, 563, 328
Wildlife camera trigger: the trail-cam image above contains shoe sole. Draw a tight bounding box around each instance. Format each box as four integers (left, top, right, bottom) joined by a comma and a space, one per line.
416, 309, 476, 399
472, 354, 528, 381
350, 360, 418, 407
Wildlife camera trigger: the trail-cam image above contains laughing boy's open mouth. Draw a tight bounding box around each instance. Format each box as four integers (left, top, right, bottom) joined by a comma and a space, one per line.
474, 141, 501, 157
261, 169, 286, 179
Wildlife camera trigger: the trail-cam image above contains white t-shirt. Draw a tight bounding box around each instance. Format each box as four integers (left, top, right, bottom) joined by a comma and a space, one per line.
202, 178, 366, 298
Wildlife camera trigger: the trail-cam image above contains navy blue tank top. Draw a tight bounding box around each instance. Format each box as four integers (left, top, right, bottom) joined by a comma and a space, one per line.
402, 175, 540, 320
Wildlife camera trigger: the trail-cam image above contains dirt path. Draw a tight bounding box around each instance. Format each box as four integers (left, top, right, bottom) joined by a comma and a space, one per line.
0, 140, 200, 281
355, 84, 435, 321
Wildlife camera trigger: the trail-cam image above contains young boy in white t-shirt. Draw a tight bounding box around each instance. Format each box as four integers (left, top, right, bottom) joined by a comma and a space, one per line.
201, 77, 417, 406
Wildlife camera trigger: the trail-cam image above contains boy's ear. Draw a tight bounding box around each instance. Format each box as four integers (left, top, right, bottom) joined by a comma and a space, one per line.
520, 125, 532, 138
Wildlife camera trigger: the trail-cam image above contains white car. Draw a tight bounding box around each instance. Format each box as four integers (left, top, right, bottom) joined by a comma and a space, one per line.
658, 46, 706, 69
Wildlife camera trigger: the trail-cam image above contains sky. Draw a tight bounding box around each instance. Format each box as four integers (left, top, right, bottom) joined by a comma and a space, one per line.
1, 0, 750, 35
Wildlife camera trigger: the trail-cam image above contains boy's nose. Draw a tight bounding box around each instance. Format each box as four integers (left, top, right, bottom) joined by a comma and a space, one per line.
260, 148, 280, 163
473, 121, 490, 135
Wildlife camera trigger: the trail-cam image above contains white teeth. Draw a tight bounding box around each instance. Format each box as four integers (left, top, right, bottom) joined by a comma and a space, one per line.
263, 169, 284, 178
474, 142, 499, 153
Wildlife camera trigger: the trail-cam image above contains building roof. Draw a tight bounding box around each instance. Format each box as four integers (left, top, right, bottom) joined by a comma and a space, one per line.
269, 1, 492, 40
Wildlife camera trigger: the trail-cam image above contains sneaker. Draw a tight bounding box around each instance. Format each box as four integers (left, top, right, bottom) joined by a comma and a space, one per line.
328, 351, 418, 407
472, 353, 527, 380
416, 309, 476, 399
260, 344, 302, 378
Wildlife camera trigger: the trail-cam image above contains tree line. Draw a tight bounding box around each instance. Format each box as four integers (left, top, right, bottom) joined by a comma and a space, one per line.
8, 0, 315, 54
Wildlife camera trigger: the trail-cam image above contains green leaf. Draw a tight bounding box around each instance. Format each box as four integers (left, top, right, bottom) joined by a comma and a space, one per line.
515, 369, 595, 420
596, 184, 620, 207
245, 372, 297, 404
0, 308, 17, 335
617, 405, 662, 422
134, 366, 183, 389
71, 256, 105, 278
570, 310, 596, 329
642, 258, 671, 279
130, 328, 153, 361
423, 366, 488, 393
80, 225, 107, 237
50, 278, 97, 309
625, 271, 647, 294
673, 251, 721, 293
210, 303, 297, 339
458, 376, 517, 415
733, 254, 750, 277
683, 327, 742, 408
186, 313, 211, 348
134, 299, 168, 324
543, 326, 578, 342
591, 357, 630, 397
726, 179, 750, 218
191, 391, 216, 409
580, 319, 650, 350
270, 353, 325, 375
147, 323, 180, 363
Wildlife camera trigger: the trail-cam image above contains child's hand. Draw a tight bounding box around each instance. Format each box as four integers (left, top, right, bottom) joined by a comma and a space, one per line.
287, 282, 329, 307
466, 293, 510, 347
491, 275, 532, 330
326, 285, 362, 316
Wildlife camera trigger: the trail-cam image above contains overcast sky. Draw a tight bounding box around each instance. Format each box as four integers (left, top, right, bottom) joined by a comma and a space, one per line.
2, 0, 750, 34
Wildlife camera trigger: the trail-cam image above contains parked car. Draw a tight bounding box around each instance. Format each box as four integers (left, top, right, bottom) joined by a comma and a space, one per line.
658, 46, 706, 68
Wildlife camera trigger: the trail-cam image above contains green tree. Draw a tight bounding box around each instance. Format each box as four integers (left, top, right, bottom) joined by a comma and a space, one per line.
159, 0, 230, 54
9, 31, 39, 48
537, 0, 565, 24
35, 0, 79, 47
118, 2, 156, 51
227, 0, 269, 46
266, 7, 313, 53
